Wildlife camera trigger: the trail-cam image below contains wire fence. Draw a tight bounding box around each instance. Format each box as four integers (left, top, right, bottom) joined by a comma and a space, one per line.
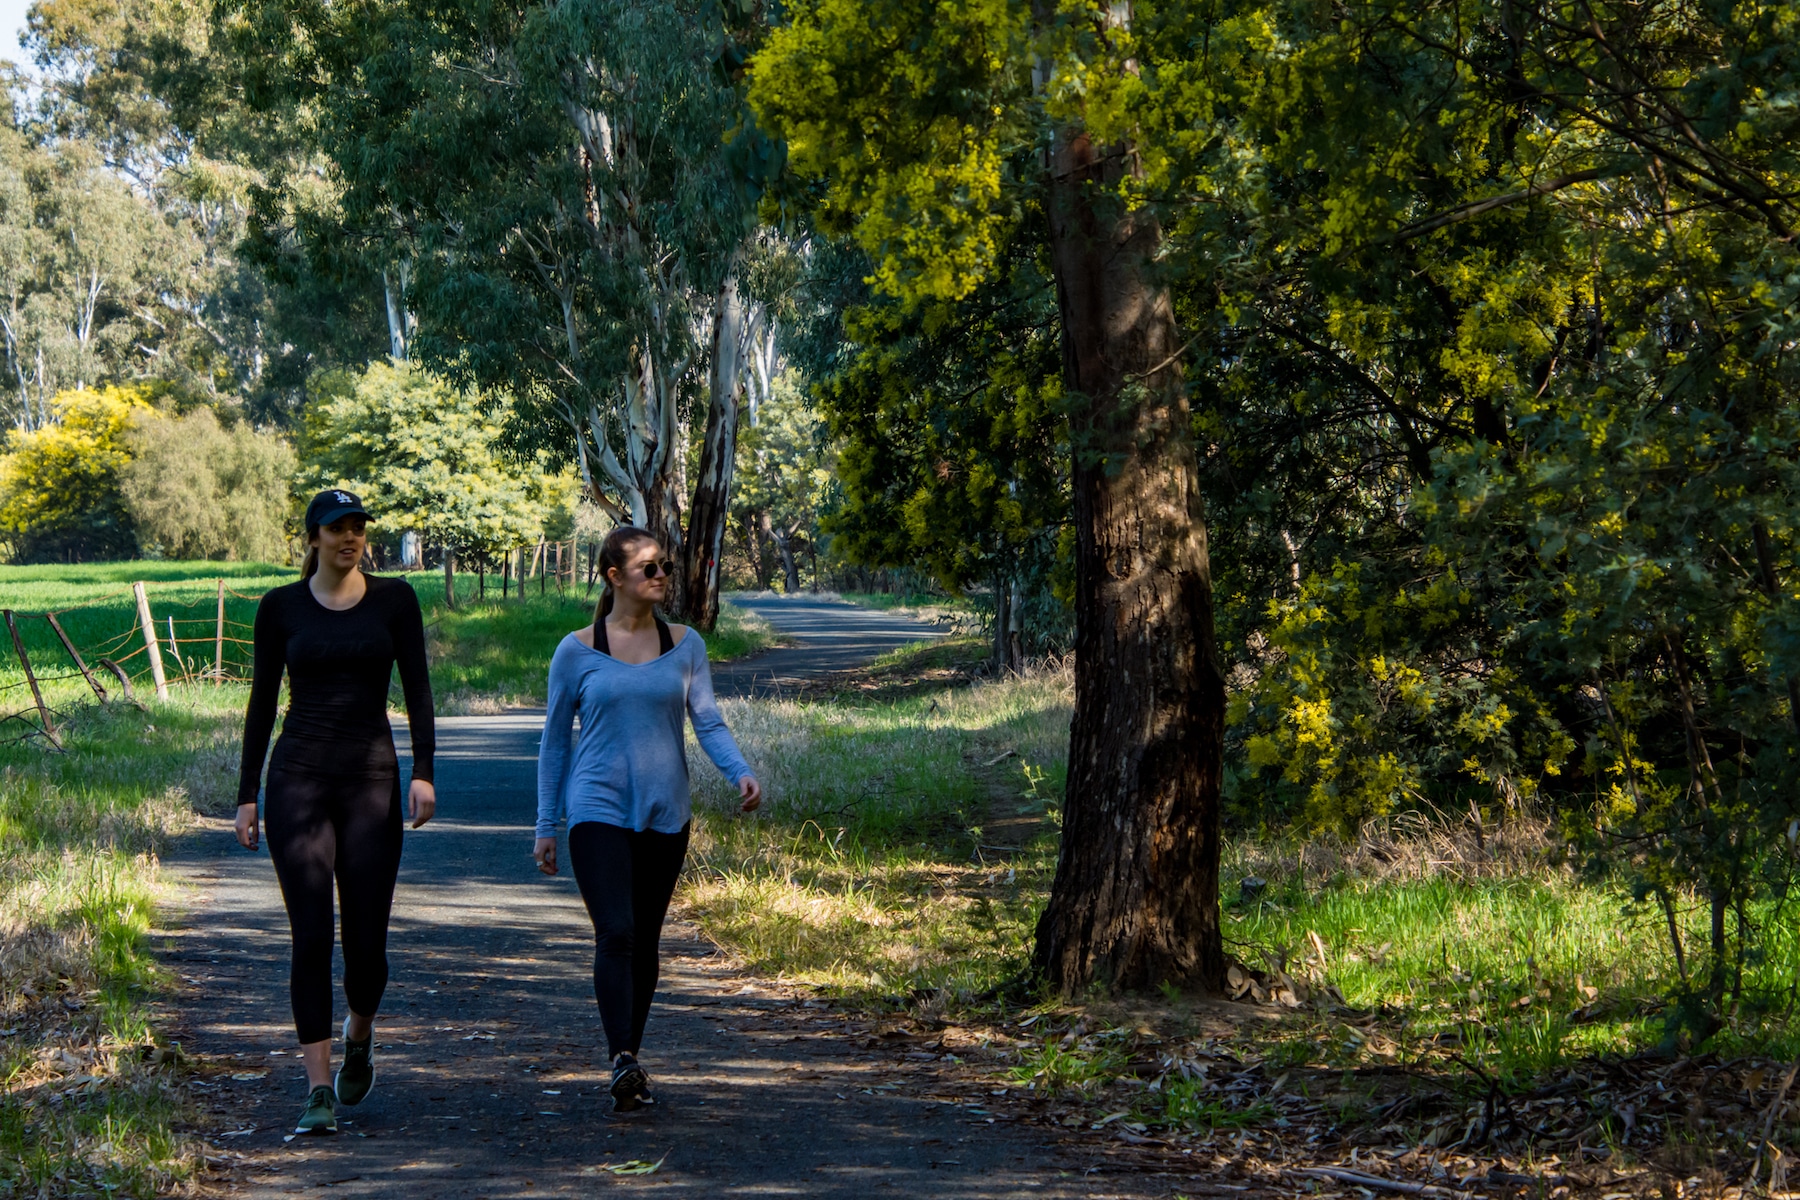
1, 539, 592, 750
0, 578, 268, 751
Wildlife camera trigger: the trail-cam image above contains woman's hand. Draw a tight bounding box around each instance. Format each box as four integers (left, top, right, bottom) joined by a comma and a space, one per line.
235, 802, 259, 850
409, 779, 437, 829
738, 775, 763, 813
534, 837, 558, 876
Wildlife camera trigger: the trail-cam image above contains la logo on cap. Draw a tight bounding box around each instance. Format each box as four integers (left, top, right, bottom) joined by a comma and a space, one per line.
335, 491, 354, 505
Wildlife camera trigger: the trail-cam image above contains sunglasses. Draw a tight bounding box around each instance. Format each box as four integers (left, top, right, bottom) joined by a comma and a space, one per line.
638, 559, 676, 579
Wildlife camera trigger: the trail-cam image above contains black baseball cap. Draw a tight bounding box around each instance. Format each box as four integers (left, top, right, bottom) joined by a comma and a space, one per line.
305, 489, 372, 529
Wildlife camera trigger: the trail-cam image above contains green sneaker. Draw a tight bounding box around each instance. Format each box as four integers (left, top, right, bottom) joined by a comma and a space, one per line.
334, 1017, 375, 1107
295, 1084, 338, 1135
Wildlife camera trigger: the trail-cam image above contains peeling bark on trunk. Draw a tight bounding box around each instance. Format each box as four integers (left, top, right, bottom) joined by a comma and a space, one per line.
771, 522, 800, 595
740, 513, 767, 589
681, 275, 753, 631
1030, 125, 1227, 994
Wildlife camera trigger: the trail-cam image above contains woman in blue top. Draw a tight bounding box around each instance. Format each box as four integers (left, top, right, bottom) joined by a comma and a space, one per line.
535, 525, 761, 1113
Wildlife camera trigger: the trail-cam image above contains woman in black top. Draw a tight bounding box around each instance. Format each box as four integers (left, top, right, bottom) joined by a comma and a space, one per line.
236, 489, 437, 1135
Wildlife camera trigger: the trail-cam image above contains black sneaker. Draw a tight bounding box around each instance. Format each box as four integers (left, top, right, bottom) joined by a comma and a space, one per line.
610, 1053, 649, 1113
334, 1016, 375, 1107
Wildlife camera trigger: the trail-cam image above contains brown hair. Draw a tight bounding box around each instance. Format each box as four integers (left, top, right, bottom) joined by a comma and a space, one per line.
593, 526, 661, 623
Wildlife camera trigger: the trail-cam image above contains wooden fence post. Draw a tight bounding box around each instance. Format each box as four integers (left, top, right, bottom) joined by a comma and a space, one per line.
4, 610, 62, 750
215, 579, 225, 684
45, 612, 106, 703
133, 581, 169, 700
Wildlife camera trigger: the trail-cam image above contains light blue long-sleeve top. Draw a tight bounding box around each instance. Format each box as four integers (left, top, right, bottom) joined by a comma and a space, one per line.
536, 628, 753, 838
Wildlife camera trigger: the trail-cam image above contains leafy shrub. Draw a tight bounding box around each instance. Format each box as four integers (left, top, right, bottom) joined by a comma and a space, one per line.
121, 408, 296, 561
0, 386, 151, 563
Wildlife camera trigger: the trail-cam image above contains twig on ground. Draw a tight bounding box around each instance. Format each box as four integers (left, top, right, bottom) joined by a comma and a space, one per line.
1289, 1167, 1475, 1200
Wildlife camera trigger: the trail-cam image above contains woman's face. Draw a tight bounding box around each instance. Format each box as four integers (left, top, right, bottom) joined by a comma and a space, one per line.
312, 516, 368, 573
609, 538, 672, 607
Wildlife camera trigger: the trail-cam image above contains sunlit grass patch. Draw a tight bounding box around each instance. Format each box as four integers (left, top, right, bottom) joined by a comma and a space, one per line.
679, 670, 1072, 1001
0, 694, 240, 1198
1221, 822, 1800, 1079
426, 593, 779, 712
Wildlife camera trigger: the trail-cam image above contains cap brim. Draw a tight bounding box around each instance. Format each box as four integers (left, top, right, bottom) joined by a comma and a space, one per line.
314, 506, 372, 526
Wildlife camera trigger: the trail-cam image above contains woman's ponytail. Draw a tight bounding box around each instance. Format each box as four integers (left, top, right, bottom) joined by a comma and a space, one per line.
301, 524, 321, 579
592, 525, 658, 627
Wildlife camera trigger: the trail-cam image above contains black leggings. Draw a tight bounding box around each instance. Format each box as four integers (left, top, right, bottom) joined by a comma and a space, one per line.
264, 768, 404, 1045
568, 821, 690, 1059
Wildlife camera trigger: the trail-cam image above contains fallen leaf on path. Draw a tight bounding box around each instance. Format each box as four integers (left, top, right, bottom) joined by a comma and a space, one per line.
603, 1156, 667, 1175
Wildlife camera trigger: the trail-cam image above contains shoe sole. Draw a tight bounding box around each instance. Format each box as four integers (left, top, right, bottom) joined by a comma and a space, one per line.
335, 1017, 376, 1107
610, 1063, 648, 1112
295, 1120, 338, 1135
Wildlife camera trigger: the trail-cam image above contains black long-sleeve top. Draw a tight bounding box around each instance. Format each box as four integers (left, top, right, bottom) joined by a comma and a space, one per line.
237, 575, 436, 806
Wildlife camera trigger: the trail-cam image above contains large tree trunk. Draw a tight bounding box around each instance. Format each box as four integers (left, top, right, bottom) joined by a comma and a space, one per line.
1030, 125, 1227, 994
681, 276, 753, 631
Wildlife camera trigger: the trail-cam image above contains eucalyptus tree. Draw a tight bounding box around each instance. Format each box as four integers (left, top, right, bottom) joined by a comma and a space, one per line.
0, 125, 183, 429
233, 0, 773, 625
753, 0, 1229, 992
22, 0, 388, 418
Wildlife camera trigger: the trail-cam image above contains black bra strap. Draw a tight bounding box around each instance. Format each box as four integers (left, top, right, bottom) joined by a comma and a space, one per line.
592, 617, 675, 658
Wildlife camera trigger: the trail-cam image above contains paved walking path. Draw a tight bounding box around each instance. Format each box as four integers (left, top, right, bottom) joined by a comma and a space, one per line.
711, 592, 953, 695
154, 596, 1170, 1198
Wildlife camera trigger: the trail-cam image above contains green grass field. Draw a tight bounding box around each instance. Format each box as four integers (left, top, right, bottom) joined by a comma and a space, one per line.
0, 562, 778, 720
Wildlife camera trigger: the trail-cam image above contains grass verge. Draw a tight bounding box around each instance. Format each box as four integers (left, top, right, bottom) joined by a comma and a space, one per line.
676, 647, 1800, 1173
681, 638, 1065, 1001
1, 688, 245, 1198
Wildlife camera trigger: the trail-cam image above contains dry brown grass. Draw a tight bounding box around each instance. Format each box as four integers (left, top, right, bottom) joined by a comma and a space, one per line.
1229, 807, 1558, 890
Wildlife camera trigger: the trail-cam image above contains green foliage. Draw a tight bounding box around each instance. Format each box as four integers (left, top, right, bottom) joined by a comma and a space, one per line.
1159, 0, 1800, 1031
0, 125, 195, 427
732, 369, 835, 590
297, 361, 553, 558
813, 226, 1067, 593
0, 385, 152, 561
751, 0, 1800, 1034
121, 408, 295, 561
749, 0, 1027, 303
233, 0, 767, 509
22, 0, 388, 418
